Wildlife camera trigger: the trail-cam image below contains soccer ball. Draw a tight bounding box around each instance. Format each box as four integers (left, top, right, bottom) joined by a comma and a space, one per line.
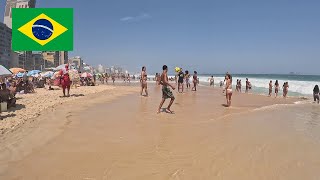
175, 67, 180, 72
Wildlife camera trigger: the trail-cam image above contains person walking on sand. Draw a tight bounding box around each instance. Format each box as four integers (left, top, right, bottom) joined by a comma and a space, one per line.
140, 66, 148, 96
192, 71, 198, 91
177, 68, 184, 93
59, 64, 71, 97
158, 65, 175, 114
313, 85, 319, 104
225, 74, 232, 107
268, 80, 273, 96
274, 80, 279, 97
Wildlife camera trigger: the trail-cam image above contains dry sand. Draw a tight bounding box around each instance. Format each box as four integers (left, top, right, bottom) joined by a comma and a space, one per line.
1, 84, 319, 179
0, 85, 128, 134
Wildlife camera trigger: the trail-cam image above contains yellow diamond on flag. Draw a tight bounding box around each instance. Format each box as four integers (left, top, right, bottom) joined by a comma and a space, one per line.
18, 13, 68, 46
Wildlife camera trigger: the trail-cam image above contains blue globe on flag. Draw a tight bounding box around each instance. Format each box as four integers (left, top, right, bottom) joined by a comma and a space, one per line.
32, 19, 53, 40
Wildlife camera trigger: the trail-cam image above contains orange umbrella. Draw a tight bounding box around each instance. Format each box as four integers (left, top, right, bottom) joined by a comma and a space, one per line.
9, 68, 25, 74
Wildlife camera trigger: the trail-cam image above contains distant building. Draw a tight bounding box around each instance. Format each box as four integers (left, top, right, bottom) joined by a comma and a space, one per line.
32, 52, 44, 70
42, 51, 68, 68
4, 0, 36, 29
69, 56, 83, 71
0, 22, 12, 68
55, 51, 68, 67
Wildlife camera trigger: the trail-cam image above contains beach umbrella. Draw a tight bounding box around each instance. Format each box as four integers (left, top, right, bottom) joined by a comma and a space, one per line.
81, 72, 92, 78
54, 64, 68, 71
42, 71, 54, 78
27, 70, 41, 76
16, 72, 24, 78
0, 65, 13, 76
10, 68, 25, 74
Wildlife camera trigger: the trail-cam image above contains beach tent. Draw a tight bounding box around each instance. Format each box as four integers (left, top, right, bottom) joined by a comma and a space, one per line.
10, 68, 25, 74
81, 72, 92, 78
27, 70, 41, 76
0, 65, 13, 76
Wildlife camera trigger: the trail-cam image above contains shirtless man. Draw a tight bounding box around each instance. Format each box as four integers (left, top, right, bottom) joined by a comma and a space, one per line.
177, 68, 184, 93
268, 80, 273, 96
140, 66, 148, 96
157, 65, 175, 114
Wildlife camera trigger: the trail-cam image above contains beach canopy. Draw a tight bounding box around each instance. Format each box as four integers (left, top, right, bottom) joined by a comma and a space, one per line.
10, 68, 25, 74
0, 65, 13, 76
27, 70, 41, 76
81, 72, 92, 78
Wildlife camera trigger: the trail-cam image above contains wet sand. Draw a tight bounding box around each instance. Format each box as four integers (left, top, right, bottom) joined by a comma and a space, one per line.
1, 84, 320, 179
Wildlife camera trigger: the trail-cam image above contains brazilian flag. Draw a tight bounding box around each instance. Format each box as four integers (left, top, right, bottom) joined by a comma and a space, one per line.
12, 8, 73, 51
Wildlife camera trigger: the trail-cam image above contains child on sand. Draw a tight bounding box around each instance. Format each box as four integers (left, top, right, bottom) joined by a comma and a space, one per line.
158, 65, 175, 114
268, 80, 273, 96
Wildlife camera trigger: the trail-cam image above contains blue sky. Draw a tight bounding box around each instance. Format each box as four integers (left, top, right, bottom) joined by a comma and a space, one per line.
1, 0, 320, 74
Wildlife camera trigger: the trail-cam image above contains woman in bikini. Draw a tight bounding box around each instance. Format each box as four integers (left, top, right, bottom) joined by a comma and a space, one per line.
140, 66, 148, 96
185, 70, 191, 89
225, 74, 232, 107
274, 80, 279, 98
192, 71, 198, 91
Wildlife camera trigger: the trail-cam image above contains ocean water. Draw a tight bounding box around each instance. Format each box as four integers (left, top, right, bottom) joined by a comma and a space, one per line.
145, 74, 319, 97
197, 74, 320, 97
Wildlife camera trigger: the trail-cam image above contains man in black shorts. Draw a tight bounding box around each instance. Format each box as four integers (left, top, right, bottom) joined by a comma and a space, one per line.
178, 68, 184, 93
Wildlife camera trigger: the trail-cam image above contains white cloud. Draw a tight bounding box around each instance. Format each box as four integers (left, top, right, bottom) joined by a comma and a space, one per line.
120, 13, 151, 22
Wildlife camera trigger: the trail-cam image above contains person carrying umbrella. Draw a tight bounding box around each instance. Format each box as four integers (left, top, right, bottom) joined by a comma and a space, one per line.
59, 64, 71, 97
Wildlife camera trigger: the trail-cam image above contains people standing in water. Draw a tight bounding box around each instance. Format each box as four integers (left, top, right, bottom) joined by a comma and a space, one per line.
111, 73, 115, 84
225, 74, 232, 107
177, 68, 184, 93
274, 80, 279, 98
192, 71, 198, 91
185, 70, 191, 89
140, 66, 148, 96
283, 82, 289, 98
158, 65, 175, 114
209, 76, 214, 87
313, 85, 319, 104
245, 78, 251, 93
59, 64, 71, 97
268, 80, 273, 96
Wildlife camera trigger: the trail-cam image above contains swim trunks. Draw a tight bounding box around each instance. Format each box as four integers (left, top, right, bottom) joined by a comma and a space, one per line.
162, 86, 174, 99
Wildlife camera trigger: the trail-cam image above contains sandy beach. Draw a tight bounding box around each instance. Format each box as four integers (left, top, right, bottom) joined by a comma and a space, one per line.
1, 83, 320, 179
